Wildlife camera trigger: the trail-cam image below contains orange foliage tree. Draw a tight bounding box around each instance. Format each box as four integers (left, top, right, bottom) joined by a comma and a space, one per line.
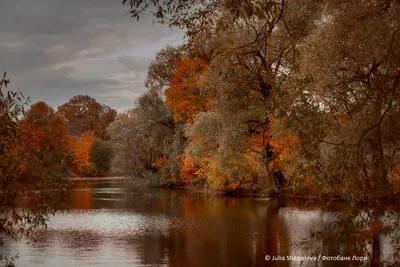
11, 121, 46, 173
166, 57, 210, 124
23, 101, 70, 161
68, 130, 96, 175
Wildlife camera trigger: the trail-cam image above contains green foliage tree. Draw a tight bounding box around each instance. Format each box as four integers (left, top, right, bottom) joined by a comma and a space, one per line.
89, 139, 113, 176
108, 46, 190, 185
107, 90, 175, 181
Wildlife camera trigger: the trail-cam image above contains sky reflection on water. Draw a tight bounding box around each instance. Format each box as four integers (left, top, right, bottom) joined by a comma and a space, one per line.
3, 178, 400, 267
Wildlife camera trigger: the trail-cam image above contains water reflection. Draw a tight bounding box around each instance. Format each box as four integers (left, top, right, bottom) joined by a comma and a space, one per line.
2, 178, 400, 266
310, 203, 400, 267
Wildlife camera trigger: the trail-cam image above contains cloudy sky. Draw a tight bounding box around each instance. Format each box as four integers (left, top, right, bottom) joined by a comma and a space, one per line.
0, 0, 184, 113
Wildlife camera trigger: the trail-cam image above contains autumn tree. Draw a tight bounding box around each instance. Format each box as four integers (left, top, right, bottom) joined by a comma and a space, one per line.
122, 0, 304, 192
57, 95, 116, 139
122, 0, 400, 199
166, 57, 210, 124
145, 49, 210, 185
0, 73, 68, 252
23, 102, 70, 162
123, 0, 222, 37
122, 0, 288, 38
68, 130, 96, 176
282, 0, 400, 199
184, 111, 268, 192
145, 45, 184, 93
107, 46, 199, 185
180, 0, 320, 193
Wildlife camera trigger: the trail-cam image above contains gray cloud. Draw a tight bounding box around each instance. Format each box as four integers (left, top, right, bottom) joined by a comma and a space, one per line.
0, 0, 184, 112
117, 56, 153, 72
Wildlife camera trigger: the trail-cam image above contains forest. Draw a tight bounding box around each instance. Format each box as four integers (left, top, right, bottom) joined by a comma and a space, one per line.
1, 0, 400, 245
111, 0, 400, 201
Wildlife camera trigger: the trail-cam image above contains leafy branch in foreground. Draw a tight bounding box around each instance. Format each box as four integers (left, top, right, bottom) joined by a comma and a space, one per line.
0, 73, 69, 251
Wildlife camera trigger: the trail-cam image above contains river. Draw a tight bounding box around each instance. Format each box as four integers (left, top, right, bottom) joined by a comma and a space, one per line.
2, 178, 400, 266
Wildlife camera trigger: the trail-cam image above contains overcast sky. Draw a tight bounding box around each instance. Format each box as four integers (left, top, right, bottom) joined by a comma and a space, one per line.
0, 0, 184, 113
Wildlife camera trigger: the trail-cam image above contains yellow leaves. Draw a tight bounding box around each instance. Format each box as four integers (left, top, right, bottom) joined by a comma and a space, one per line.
192, 148, 266, 192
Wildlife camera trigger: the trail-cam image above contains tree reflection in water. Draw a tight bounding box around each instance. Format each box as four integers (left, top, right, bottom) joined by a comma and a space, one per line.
310, 203, 400, 267
4, 179, 400, 267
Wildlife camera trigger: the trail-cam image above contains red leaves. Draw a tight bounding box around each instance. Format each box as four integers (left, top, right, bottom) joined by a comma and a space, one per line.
23, 101, 71, 158
20, 122, 45, 152
57, 95, 116, 139
180, 156, 201, 184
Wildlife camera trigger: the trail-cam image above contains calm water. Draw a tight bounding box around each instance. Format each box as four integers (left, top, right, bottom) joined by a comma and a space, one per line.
2, 178, 400, 267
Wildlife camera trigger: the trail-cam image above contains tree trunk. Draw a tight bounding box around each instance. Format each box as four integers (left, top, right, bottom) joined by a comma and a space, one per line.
264, 144, 285, 193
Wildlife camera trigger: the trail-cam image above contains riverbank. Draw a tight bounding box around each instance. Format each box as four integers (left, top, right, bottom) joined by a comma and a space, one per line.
150, 182, 400, 204
69, 176, 131, 181
69, 176, 400, 204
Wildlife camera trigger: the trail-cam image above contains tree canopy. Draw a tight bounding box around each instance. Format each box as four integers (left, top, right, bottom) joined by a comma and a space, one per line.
57, 95, 117, 139
115, 0, 400, 199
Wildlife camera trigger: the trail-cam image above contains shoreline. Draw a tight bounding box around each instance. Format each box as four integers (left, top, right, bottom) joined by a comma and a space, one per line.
69, 176, 130, 181
68, 176, 400, 204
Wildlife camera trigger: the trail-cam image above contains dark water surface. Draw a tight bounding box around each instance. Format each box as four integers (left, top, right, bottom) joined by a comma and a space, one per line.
3, 178, 400, 266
